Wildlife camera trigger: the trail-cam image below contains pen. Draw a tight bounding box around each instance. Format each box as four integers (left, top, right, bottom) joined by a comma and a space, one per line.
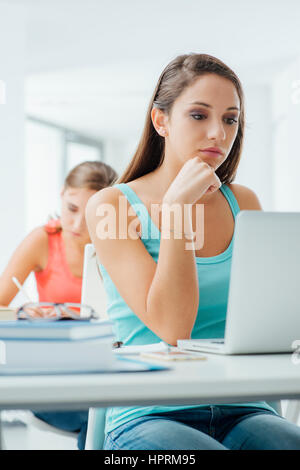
12, 276, 33, 303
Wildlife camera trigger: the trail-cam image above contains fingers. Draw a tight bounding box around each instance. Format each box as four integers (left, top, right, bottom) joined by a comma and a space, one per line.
22, 306, 57, 319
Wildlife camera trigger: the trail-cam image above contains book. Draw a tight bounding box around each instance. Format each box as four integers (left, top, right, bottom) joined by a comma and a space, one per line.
0, 307, 16, 321
0, 335, 116, 372
0, 319, 113, 340
0, 353, 170, 375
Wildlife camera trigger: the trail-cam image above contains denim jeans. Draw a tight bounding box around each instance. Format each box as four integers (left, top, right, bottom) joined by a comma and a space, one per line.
104, 406, 300, 450
34, 411, 88, 450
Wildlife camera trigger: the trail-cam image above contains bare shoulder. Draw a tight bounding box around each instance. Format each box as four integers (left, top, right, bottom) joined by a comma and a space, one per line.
86, 186, 122, 213
86, 187, 126, 234
25, 226, 48, 247
24, 226, 49, 270
227, 183, 263, 210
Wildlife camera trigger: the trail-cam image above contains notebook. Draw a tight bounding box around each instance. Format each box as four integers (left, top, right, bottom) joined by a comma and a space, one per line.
0, 319, 113, 340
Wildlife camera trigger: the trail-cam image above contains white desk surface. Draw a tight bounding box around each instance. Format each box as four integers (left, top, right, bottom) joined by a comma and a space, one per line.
0, 353, 299, 411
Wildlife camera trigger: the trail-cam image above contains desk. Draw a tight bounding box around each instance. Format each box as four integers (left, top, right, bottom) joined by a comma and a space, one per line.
0, 353, 299, 411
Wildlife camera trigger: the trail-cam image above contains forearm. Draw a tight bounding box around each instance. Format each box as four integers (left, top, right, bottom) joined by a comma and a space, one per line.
145, 208, 199, 345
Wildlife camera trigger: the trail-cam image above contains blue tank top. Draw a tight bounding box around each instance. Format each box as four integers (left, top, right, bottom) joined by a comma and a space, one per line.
100, 183, 276, 434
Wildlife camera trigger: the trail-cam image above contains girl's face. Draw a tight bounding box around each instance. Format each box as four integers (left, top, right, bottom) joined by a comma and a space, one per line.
160, 73, 240, 170
60, 187, 97, 244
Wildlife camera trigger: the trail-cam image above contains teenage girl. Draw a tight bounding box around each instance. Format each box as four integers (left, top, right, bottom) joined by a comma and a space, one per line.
0, 160, 117, 449
86, 54, 300, 450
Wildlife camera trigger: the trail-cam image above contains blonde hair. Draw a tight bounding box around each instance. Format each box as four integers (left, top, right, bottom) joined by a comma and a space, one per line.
65, 160, 118, 190
47, 161, 118, 231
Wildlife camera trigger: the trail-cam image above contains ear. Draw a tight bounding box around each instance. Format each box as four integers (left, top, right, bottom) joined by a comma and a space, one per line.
151, 107, 169, 137
60, 185, 66, 198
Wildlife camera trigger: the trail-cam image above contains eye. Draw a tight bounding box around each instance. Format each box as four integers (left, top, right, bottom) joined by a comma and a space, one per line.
191, 113, 206, 120
68, 205, 77, 212
224, 117, 238, 125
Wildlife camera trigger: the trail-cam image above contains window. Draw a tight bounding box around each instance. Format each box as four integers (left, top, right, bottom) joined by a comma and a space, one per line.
25, 117, 103, 232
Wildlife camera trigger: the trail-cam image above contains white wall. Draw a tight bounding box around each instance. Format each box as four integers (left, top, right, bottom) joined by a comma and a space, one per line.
235, 82, 274, 210
272, 57, 300, 211
0, 4, 26, 270
25, 121, 63, 233
103, 137, 139, 178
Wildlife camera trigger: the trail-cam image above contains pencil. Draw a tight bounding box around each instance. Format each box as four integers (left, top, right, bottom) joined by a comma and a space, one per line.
12, 277, 33, 303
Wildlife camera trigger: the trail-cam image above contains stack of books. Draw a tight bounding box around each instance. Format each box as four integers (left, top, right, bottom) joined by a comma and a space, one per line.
0, 319, 116, 374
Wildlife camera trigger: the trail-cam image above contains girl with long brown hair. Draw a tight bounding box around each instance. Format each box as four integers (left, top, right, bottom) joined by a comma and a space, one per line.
86, 54, 300, 450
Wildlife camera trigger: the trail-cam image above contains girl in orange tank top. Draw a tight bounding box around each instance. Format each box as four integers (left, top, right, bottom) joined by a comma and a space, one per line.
35, 219, 82, 304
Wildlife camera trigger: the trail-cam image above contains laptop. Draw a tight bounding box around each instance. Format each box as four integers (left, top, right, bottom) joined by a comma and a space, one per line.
80, 243, 108, 319
177, 210, 300, 355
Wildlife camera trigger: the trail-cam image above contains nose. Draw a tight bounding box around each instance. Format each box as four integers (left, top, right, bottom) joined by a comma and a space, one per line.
206, 118, 226, 142
73, 214, 86, 233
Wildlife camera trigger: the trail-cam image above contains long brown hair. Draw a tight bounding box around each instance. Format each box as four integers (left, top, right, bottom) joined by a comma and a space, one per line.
117, 53, 244, 185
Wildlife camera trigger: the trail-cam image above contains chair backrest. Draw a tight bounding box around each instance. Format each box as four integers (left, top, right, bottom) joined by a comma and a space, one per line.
82, 245, 109, 449
81, 243, 108, 319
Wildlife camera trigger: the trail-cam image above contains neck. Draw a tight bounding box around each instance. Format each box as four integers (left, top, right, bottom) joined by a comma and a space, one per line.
62, 230, 90, 252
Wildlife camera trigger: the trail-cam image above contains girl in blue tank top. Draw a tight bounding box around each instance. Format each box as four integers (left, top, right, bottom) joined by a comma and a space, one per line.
86, 53, 300, 450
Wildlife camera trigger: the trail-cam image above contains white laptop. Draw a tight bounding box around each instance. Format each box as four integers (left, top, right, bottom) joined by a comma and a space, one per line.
81, 243, 108, 319
177, 211, 300, 355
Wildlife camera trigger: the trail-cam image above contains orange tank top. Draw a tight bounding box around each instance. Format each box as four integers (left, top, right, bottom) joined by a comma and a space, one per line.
34, 221, 82, 303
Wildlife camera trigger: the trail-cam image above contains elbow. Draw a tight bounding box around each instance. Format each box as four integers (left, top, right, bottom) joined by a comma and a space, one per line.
145, 296, 198, 347
158, 324, 194, 348
167, 331, 193, 348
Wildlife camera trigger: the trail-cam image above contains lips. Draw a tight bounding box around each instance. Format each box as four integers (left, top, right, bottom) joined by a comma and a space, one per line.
201, 147, 223, 156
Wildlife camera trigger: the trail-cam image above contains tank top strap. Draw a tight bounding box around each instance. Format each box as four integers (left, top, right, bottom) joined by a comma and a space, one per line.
114, 183, 240, 238
220, 184, 240, 219
113, 183, 154, 239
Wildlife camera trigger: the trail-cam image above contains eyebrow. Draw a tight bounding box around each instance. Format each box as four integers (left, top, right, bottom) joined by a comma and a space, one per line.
188, 101, 240, 111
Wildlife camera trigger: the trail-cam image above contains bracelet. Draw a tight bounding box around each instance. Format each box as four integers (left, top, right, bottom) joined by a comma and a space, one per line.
161, 228, 196, 241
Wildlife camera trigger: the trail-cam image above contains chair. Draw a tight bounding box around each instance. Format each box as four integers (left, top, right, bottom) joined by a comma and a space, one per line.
26, 412, 78, 449
85, 408, 107, 450
283, 401, 300, 424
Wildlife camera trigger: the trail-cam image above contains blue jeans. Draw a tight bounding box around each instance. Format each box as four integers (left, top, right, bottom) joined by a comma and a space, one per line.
104, 406, 300, 450
34, 411, 88, 450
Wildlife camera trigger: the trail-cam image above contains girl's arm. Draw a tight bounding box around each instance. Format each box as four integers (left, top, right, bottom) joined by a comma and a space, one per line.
86, 188, 199, 347
86, 159, 220, 346
0, 227, 48, 306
